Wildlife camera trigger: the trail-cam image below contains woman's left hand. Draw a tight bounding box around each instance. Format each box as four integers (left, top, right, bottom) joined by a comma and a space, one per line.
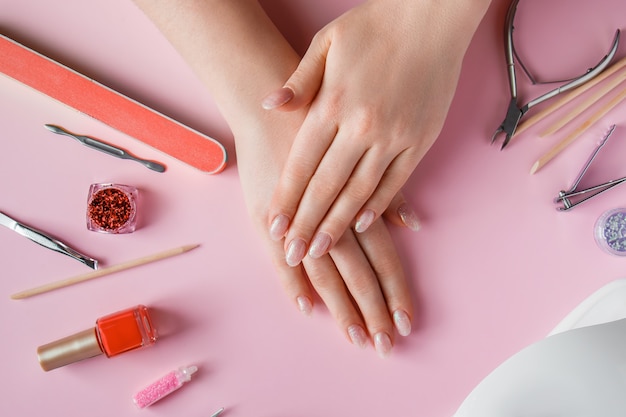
264, 0, 491, 266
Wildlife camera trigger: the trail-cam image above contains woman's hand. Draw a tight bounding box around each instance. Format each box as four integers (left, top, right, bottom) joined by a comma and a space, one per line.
236, 110, 417, 357
132, 0, 425, 356
264, 0, 491, 266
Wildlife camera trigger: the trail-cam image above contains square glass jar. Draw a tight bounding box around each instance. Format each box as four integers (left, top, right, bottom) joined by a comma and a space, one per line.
87, 183, 138, 234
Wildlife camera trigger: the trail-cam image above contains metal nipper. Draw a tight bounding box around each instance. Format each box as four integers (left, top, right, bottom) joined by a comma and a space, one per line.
492, 0, 621, 150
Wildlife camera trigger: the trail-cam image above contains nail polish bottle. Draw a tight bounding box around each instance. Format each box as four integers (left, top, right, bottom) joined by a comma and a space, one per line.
37, 305, 157, 371
87, 183, 138, 234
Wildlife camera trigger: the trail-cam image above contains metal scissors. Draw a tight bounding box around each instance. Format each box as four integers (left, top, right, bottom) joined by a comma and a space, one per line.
492, 0, 621, 150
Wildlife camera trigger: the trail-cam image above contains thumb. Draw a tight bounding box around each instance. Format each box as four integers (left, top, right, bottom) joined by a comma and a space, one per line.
383, 192, 421, 231
262, 31, 330, 111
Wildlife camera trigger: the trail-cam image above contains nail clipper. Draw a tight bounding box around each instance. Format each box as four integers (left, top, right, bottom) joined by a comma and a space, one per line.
555, 124, 626, 211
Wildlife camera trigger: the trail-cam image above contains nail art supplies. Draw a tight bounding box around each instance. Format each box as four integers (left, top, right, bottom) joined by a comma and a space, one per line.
87, 184, 138, 234
37, 305, 157, 371
45, 124, 166, 173
491, 0, 620, 150
0, 210, 98, 269
554, 125, 626, 211
595, 208, 626, 256
133, 366, 198, 408
0, 34, 227, 174
10, 244, 199, 299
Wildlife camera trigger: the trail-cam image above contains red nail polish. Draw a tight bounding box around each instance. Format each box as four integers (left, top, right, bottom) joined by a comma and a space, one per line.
37, 305, 157, 371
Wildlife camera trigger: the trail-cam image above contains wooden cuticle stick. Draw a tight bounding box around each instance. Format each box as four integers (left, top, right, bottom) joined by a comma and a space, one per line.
11, 244, 200, 299
530, 88, 626, 175
515, 56, 626, 138
540, 68, 626, 137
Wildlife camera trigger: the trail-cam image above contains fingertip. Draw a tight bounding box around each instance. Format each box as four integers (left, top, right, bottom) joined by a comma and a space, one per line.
286, 238, 307, 267
308, 232, 332, 259
397, 202, 421, 232
393, 309, 412, 337
347, 324, 368, 349
269, 214, 290, 241
297, 295, 313, 316
384, 194, 421, 231
261, 86, 294, 110
355, 209, 376, 233
374, 332, 393, 359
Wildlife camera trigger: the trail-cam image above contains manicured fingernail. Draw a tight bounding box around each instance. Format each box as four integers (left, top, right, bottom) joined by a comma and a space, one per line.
398, 203, 421, 231
269, 214, 290, 241
355, 209, 376, 233
261, 87, 294, 110
393, 309, 412, 337
286, 238, 307, 267
308, 232, 332, 258
347, 324, 368, 349
297, 296, 313, 316
374, 332, 392, 359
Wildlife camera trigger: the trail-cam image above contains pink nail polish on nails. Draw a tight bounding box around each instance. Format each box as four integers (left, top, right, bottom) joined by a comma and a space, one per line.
269, 214, 290, 241
261, 87, 294, 110
374, 332, 392, 359
398, 203, 421, 231
308, 232, 332, 258
286, 238, 306, 267
297, 296, 313, 316
348, 324, 368, 349
355, 209, 376, 233
393, 310, 412, 337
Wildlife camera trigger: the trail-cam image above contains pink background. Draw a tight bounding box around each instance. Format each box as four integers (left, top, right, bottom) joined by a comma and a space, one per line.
1, 1, 626, 416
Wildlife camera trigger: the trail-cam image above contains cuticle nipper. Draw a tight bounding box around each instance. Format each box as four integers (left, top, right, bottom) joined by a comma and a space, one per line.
492, 0, 621, 150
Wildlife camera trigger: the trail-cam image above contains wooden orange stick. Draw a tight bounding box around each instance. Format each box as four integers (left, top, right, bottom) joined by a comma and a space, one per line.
11, 244, 200, 299
530, 88, 626, 175
515, 56, 626, 137
540, 68, 626, 137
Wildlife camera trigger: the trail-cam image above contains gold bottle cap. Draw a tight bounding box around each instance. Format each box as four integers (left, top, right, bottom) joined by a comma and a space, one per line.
37, 328, 103, 371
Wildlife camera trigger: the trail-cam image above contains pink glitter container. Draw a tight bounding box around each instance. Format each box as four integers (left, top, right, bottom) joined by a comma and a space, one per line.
133, 365, 198, 408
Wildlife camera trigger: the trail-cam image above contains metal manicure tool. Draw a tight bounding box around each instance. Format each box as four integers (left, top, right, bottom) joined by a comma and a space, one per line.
491, 0, 621, 150
44, 124, 166, 173
555, 124, 626, 211
210, 408, 225, 417
0, 211, 98, 269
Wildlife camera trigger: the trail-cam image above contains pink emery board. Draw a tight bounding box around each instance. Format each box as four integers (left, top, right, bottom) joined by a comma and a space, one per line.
0, 34, 227, 174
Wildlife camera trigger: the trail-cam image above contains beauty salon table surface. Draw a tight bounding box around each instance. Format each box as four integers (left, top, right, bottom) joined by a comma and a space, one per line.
1, 1, 626, 416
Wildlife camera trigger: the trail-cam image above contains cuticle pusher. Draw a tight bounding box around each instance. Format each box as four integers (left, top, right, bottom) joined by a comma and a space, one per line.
0, 211, 98, 269
44, 124, 166, 173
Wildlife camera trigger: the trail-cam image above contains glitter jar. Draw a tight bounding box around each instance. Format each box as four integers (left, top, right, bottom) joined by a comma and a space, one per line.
595, 208, 626, 256
87, 183, 138, 234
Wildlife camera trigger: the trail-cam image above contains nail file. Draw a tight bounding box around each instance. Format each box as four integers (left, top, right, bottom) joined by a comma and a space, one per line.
0, 34, 227, 174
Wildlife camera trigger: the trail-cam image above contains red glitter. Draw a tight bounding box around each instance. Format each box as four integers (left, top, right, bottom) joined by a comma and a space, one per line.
88, 188, 132, 231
